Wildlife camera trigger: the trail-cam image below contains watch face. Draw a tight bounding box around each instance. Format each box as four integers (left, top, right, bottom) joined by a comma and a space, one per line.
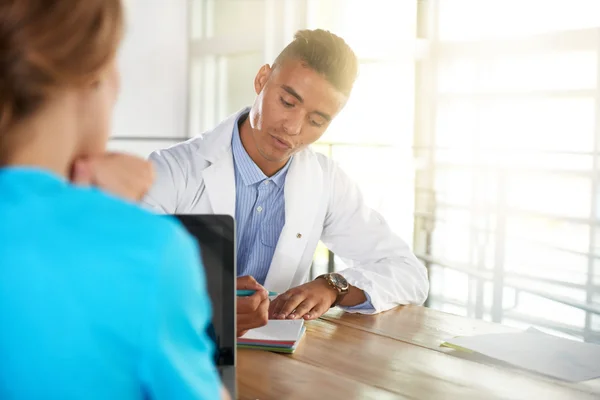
331, 273, 349, 290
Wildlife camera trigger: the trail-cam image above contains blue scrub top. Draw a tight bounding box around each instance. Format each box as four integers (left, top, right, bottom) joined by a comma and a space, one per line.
0, 167, 221, 400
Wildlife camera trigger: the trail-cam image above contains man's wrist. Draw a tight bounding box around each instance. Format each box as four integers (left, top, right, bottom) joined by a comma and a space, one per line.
337, 285, 368, 307
314, 275, 337, 304
316, 273, 349, 307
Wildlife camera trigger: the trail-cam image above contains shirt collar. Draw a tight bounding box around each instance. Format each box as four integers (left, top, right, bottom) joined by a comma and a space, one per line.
231, 113, 291, 188
0, 166, 68, 187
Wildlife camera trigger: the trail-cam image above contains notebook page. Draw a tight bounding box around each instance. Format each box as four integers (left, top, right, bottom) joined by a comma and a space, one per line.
239, 320, 304, 342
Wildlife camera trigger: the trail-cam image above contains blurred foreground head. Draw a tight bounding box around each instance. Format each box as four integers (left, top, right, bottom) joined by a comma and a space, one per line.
0, 0, 124, 168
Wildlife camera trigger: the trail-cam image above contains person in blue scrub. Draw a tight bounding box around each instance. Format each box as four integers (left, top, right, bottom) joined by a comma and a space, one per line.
0, 1, 227, 399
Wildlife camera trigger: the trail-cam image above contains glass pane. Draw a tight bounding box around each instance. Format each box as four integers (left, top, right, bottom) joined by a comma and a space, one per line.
514, 279, 587, 304
439, 52, 597, 93
189, 55, 204, 137
216, 0, 265, 37
434, 168, 473, 206
190, 55, 218, 133
505, 173, 591, 219
428, 298, 468, 316
505, 241, 589, 285
222, 52, 263, 117
481, 282, 516, 310
431, 222, 472, 264
482, 153, 594, 172
436, 99, 595, 168
429, 265, 470, 303
438, 0, 600, 40
506, 216, 589, 254
591, 314, 600, 331
595, 264, 600, 286
193, 0, 266, 39
107, 139, 183, 158
320, 61, 415, 146
429, 265, 448, 297
434, 208, 473, 231
593, 292, 600, 305
593, 187, 600, 220
190, 0, 206, 40
307, 0, 417, 45
512, 292, 586, 328
499, 318, 532, 330
591, 235, 600, 257
310, 144, 331, 157
435, 101, 477, 148
331, 146, 402, 199
190, 52, 262, 133
482, 282, 493, 309
330, 145, 415, 240
477, 98, 595, 153
433, 148, 476, 165
413, 184, 435, 216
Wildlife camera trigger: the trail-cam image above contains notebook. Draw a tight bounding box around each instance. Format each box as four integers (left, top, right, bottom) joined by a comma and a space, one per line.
237, 320, 306, 354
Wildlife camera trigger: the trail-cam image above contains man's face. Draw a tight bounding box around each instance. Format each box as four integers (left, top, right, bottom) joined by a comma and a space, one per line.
248, 60, 348, 163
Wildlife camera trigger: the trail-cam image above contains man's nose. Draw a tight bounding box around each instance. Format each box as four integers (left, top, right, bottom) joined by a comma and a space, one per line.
282, 111, 303, 136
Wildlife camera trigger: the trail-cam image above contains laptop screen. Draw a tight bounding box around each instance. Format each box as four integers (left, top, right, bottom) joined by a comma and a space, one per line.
172, 215, 236, 369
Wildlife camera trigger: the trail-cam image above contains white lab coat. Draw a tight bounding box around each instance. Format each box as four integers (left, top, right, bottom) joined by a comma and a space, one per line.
143, 108, 429, 313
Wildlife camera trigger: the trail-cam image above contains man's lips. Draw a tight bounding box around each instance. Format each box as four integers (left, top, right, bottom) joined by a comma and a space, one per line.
269, 135, 292, 150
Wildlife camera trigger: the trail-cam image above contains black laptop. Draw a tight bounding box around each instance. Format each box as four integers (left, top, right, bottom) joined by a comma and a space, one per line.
172, 214, 236, 397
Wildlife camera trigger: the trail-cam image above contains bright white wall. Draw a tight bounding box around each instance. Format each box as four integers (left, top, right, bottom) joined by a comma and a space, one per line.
111, 0, 189, 144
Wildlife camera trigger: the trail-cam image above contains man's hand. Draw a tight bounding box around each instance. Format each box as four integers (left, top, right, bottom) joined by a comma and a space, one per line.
269, 279, 337, 321
236, 276, 269, 337
71, 152, 154, 202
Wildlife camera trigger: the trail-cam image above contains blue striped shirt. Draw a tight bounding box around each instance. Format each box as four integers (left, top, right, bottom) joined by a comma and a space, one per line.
232, 114, 291, 285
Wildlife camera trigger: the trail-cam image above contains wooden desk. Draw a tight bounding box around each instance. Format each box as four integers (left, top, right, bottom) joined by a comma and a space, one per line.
237, 306, 600, 400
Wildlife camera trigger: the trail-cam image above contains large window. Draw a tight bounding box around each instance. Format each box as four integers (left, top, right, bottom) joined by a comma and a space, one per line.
414, 0, 600, 342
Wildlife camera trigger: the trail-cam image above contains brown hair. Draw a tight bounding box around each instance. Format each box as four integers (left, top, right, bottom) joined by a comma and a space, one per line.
273, 29, 358, 97
0, 0, 124, 133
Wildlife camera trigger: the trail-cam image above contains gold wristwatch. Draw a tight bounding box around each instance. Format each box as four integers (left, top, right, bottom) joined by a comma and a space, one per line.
317, 273, 349, 307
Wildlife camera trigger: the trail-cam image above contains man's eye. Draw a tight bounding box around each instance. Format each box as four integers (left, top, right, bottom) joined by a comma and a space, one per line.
280, 97, 293, 108
309, 119, 323, 128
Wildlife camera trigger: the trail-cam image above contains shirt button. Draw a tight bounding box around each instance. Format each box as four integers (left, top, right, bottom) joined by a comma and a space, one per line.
256, 206, 263, 213
264, 180, 271, 185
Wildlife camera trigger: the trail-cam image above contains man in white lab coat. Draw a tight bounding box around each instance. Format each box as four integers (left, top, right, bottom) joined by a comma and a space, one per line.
92, 29, 428, 336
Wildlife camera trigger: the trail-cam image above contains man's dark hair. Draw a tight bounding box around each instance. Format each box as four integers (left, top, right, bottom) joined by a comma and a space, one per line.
273, 29, 358, 97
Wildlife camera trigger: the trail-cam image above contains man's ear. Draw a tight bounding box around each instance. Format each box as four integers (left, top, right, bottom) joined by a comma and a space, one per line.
254, 64, 272, 95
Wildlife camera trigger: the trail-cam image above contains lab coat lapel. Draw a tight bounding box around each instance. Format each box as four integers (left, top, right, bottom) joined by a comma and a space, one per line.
264, 150, 323, 293
199, 110, 246, 217
202, 153, 236, 216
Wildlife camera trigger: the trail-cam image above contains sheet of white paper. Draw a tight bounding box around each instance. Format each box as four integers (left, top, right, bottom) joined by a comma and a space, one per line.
446, 330, 600, 382
239, 320, 304, 342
